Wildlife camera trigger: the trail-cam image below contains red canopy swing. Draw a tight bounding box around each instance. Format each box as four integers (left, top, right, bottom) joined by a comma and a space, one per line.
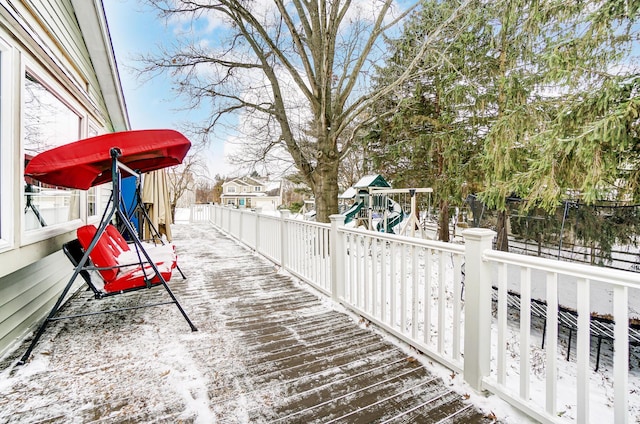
19, 129, 197, 365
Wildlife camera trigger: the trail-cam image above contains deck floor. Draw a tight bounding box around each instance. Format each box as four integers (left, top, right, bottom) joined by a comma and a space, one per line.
0, 222, 498, 423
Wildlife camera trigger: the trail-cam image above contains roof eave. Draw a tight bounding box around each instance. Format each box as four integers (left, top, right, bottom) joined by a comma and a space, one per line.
71, 0, 130, 131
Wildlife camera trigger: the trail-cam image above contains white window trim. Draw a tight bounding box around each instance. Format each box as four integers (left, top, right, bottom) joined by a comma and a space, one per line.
0, 36, 13, 253
20, 61, 87, 246
86, 121, 105, 222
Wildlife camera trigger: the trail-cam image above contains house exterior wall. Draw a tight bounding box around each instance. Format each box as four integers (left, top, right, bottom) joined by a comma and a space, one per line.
0, 1, 127, 358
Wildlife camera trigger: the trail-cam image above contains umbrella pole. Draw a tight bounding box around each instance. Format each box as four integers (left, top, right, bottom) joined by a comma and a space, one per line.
136, 175, 187, 279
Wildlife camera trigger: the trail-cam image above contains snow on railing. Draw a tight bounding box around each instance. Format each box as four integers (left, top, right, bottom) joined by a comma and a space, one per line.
197, 204, 639, 424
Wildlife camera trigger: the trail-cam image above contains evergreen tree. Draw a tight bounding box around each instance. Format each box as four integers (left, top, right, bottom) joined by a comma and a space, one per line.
481, 0, 640, 245
367, 0, 492, 241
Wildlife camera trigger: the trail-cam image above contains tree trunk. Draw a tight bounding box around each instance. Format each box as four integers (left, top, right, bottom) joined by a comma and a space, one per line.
313, 153, 340, 223
496, 209, 509, 251
438, 200, 450, 242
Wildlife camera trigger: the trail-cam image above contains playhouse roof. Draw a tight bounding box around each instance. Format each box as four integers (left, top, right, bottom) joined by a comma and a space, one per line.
353, 174, 391, 189
339, 187, 357, 199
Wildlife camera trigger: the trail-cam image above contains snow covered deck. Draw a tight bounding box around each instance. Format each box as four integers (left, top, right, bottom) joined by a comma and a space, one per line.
0, 222, 498, 423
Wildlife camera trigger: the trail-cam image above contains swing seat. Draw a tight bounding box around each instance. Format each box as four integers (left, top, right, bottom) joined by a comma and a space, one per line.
103, 224, 178, 270
76, 224, 174, 293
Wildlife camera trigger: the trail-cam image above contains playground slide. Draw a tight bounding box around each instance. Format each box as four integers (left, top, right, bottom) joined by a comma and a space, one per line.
343, 201, 364, 224
377, 199, 403, 233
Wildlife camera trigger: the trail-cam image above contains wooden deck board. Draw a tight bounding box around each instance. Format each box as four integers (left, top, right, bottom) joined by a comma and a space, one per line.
0, 222, 495, 423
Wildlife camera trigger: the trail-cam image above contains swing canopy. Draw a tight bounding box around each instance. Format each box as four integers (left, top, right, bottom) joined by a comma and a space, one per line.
24, 129, 191, 190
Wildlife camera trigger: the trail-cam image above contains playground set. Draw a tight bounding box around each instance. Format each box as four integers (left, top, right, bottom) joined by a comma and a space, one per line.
340, 175, 433, 237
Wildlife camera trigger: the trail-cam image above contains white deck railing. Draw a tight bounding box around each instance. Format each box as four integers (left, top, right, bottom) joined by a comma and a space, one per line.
193, 204, 639, 424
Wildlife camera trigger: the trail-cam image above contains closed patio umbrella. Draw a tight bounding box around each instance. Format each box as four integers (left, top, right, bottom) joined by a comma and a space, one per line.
141, 169, 173, 242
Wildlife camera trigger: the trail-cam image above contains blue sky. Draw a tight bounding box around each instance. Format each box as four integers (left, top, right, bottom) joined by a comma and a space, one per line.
103, 0, 233, 178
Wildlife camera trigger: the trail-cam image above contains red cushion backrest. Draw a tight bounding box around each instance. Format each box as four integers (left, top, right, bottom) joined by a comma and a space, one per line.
76, 225, 119, 282
105, 224, 130, 252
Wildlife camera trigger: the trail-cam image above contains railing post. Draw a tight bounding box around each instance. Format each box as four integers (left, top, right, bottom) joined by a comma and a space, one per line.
280, 210, 290, 270
330, 214, 345, 302
255, 207, 262, 253
462, 228, 495, 391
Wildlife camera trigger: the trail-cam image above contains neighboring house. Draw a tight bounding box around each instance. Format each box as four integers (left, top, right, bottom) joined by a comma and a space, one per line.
0, 1, 129, 357
221, 176, 282, 211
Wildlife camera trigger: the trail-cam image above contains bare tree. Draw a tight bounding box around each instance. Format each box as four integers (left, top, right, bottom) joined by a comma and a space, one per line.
166, 142, 209, 221
141, 0, 470, 222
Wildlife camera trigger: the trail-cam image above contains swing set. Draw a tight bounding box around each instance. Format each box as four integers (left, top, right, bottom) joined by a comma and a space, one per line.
367, 187, 433, 237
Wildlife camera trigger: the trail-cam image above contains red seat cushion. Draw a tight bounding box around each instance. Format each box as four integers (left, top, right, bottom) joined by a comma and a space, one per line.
77, 225, 119, 282
105, 224, 177, 269
105, 224, 130, 252
76, 224, 173, 292
103, 262, 173, 292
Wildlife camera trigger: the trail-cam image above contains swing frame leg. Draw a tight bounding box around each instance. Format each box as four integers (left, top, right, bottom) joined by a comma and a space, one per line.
18, 274, 81, 365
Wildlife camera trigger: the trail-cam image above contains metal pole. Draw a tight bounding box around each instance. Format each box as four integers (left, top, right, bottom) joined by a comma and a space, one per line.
558, 201, 570, 259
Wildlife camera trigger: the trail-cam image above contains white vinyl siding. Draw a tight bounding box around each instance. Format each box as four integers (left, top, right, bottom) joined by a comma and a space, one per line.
0, 250, 76, 358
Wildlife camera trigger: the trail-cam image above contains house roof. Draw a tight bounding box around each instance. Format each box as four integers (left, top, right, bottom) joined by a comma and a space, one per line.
222, 177, 282, 194
264, 180, 281, 193
221, 193, 269, 198
223, 176, 265, 187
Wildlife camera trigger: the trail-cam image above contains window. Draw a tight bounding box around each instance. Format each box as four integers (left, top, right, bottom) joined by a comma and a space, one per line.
227, 186, 236, 193
254, 186, 261, 192
23, 72, 81, 232
0, 39, 12, 251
